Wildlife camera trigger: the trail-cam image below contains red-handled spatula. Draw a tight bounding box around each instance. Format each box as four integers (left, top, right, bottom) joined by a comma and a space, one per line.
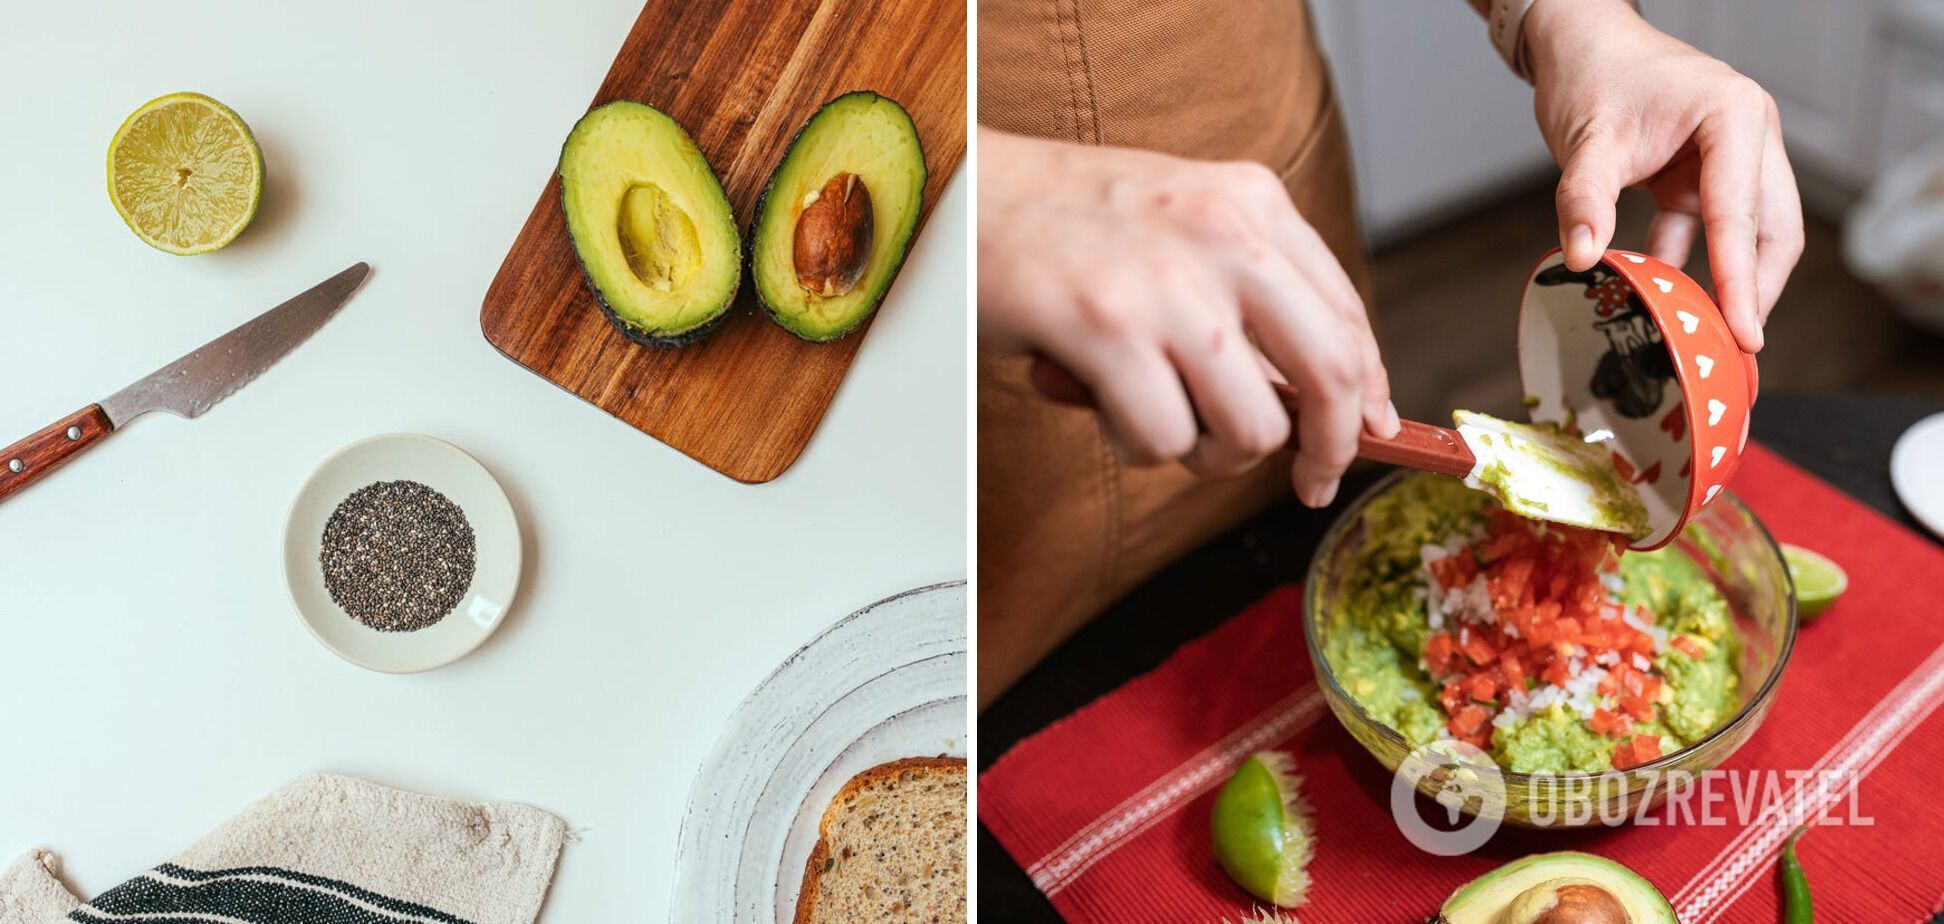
1028, 356, 1652, 538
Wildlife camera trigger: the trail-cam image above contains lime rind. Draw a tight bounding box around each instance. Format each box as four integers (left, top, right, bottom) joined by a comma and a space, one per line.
1781, 543, 1846, 619
106, 92, 263, 255
1212, 750, 1317, 909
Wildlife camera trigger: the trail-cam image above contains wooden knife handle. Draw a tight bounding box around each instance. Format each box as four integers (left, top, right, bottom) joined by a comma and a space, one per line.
0, 405, 113, 504
1029, 356, 1477, 478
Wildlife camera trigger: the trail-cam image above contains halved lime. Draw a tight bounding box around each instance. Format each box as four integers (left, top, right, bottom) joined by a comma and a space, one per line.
1783, 544, 1847, 620
107, 92, 262, 255
1211, 751, 1315, 908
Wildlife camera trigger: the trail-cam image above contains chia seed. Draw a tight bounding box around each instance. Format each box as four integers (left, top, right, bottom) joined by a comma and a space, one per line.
320, 480, 476, 632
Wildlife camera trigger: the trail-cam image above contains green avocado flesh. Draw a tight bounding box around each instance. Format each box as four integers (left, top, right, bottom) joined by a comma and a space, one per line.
559, 101, 740, 346
752, 91, 926, 342
1454, 409, 1650, 540
1323, 474, 1739, 774
1437, 851, 1676, 923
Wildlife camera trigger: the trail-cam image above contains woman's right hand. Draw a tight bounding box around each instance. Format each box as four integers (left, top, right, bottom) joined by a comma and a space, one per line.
978, 128, 1399, 508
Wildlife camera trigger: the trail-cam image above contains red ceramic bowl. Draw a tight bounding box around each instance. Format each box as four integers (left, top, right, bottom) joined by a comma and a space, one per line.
1516, 248, 1759, 549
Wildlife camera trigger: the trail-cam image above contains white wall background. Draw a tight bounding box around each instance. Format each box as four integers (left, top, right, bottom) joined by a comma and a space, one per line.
1312, 0, 1944, 242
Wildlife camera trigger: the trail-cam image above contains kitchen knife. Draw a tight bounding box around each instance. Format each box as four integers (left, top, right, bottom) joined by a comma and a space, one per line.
0, 262, 370, 504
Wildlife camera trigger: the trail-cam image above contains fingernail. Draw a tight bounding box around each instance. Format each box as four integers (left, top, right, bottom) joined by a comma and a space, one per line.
1384, 401, 1402, 437
1568, 224, 1594, 263
1314, 478, 1340, 508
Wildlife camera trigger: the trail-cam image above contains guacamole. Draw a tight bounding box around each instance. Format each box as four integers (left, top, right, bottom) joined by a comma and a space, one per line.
1323, 474, 1739, 774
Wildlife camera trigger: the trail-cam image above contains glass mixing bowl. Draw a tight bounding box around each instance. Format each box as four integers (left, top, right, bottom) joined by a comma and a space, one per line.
1302, 471, 1797, 828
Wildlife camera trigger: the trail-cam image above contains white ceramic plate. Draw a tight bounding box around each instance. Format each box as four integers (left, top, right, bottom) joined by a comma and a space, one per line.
670, 581, 967, 924
282, 433, 522, 673
1892, 411, 1944, 541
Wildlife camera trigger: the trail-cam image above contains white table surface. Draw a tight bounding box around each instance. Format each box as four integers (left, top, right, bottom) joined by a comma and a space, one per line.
0, 2, 967, 918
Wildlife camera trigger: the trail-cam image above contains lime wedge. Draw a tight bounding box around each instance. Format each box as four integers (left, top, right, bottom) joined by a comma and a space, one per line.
107, 92, 262, 255
1211, 751, 1315, 909
1783, 543, 1847, 620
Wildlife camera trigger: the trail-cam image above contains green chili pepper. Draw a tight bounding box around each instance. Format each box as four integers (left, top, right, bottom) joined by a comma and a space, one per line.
1781, 826, 1812, 923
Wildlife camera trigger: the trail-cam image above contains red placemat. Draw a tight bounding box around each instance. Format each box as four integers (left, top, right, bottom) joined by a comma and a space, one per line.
981, 444, 1944, 922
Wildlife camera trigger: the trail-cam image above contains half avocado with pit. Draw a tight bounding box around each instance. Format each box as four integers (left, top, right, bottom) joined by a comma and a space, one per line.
750, 91, 926, 342
1434, 852, 1677, 924
559, 101, 741, 347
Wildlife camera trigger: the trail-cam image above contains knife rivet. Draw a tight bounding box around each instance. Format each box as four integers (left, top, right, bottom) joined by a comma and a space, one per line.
7, 459, 21, 474
66, 426, 81, 441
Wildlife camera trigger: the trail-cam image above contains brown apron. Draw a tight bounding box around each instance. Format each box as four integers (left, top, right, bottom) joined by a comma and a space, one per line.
978, 0, 1373, 705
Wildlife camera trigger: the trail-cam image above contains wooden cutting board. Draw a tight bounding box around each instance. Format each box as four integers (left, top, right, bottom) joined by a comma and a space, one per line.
480, 0, 965, 483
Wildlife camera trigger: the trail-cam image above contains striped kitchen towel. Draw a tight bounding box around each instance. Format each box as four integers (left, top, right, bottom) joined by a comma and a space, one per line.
981, 443, 1944, 922
2, 774, 565, 923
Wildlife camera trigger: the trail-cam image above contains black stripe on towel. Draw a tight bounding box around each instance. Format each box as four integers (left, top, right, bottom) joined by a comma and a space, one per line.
69, 864, 476, 924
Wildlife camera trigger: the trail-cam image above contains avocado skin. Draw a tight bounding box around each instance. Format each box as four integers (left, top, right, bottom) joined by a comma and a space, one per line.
750, 90, 927, 343
580, 280, 730, 348
1431, 851, 1677, 924
558, 100, 741, 348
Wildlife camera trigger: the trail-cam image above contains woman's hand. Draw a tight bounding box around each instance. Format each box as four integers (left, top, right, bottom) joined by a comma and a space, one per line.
1524, 0, 1803, 352
978, 128, 1398, 507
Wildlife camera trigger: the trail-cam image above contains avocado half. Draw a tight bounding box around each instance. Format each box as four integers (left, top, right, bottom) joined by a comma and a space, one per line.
750, 91, 926, 342
1433, 851, 1677, 924
559, 101, 741, 347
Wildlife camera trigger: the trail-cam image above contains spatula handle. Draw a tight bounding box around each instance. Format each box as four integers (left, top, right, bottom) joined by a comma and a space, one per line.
1029, 357, 1477, 479
0, 405, 113, 505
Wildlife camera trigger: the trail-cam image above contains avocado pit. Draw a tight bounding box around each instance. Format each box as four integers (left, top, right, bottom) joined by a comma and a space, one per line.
1505, 878, 1630, 924
793, 172, 873, 297
1432, 852, 1673, 924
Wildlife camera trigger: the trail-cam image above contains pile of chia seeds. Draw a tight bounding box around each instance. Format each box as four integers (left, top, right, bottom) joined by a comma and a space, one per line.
320, 480, 476, 632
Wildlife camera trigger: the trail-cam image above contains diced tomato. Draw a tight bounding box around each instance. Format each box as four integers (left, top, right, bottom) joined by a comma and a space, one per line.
1541, 658, 1573, 686
1462, 633, 1498, 666
1672, 636, 1703, 658
1425, 632, 1458, 673
1589, 707, 1631, 737
1619, 693, 1657, 722
1423, 506, 1673, 749
1429, 555, 1477, 590
1613, 735, 1663, 769
1499, 653, 1527, 691
1449, 704, 1490, 737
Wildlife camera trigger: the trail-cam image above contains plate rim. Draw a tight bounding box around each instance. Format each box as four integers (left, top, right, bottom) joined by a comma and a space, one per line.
1892, 411, 1944, 541
669, 579, 968, 923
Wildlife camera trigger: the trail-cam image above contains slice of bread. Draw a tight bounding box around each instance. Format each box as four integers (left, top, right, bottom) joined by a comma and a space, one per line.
793, 756, 967, 923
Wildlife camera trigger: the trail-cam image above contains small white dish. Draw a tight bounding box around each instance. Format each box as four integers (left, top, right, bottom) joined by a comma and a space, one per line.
1892, 411, 1944, 541
283, 433, 522, 673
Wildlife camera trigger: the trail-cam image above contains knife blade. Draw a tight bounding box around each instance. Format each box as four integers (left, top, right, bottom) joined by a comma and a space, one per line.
0, 262, 370, 504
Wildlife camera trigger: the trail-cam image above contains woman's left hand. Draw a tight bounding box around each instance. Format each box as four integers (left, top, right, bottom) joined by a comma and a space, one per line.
1524, 0, 1802, 353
